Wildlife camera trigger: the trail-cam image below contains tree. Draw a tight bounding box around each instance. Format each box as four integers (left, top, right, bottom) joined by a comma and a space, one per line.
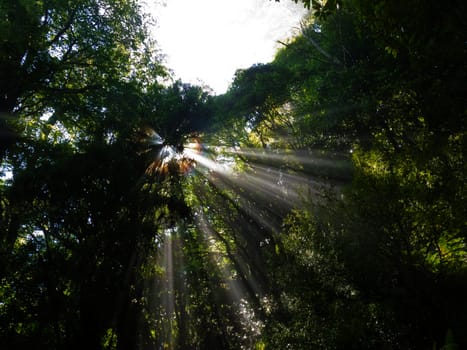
0, 0, 155, 157
0, 1, 173, 348
212, 0, 466, 347
1, 0, 466, 348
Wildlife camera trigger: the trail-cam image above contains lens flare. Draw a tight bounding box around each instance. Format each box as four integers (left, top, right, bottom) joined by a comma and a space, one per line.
141, 129, 202, 177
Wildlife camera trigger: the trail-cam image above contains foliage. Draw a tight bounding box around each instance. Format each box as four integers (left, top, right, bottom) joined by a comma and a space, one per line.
212, 0, 466, 348
0, 0, 465, 349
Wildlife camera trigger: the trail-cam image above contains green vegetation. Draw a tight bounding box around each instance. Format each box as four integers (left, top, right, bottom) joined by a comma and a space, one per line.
1, 0, 465, 349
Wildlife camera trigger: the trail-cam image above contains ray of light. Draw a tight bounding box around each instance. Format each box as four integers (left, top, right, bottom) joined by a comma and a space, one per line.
160, 229, 176, 349
248, 163, 333, 195
183, 147, 234, 175
195, 210, 264, 338
148, 130, 164, 146
196, 210, 255, 297
230, 147, 350, 168
205, 174, 283, 235
184, 145, 321, 216
139, 135, 347, 346
190, 174, 278, 289
150, 139, 352, 346
202, 144, 353, 180
198, 143, 349, 194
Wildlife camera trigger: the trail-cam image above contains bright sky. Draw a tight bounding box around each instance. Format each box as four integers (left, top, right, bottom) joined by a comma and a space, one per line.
144, 0, 308, 94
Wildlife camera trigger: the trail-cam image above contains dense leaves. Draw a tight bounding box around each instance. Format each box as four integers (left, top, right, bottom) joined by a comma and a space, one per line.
211, 0, 466, 348
1, 0, 466, 349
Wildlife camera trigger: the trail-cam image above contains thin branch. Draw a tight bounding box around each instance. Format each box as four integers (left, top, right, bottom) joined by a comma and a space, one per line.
47, 8, 78, 46
44, 84, 101, 94
300, 21, 343, 66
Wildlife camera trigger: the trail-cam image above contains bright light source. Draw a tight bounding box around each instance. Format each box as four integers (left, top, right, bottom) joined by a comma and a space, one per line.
143, 0, 307, 93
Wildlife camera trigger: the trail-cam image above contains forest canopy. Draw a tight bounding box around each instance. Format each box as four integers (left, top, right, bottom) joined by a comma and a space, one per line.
1, 0, 466, 349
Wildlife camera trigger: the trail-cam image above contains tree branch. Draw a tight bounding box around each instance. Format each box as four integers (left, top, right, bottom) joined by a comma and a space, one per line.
48, 8, 78, 47
300, 21, 343, 66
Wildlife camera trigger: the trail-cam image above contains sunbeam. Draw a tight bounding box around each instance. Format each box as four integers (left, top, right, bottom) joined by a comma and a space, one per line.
205, 175, 283, 235
160, 229, 176, 349
183, 147, 234, 176
139, 129, 349, 349
186, 145, 312, 209
194, 210, 264, 346
230, 147, 350, 171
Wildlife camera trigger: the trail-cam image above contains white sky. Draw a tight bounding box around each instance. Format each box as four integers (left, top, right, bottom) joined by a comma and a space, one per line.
143, 0, 307, 94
